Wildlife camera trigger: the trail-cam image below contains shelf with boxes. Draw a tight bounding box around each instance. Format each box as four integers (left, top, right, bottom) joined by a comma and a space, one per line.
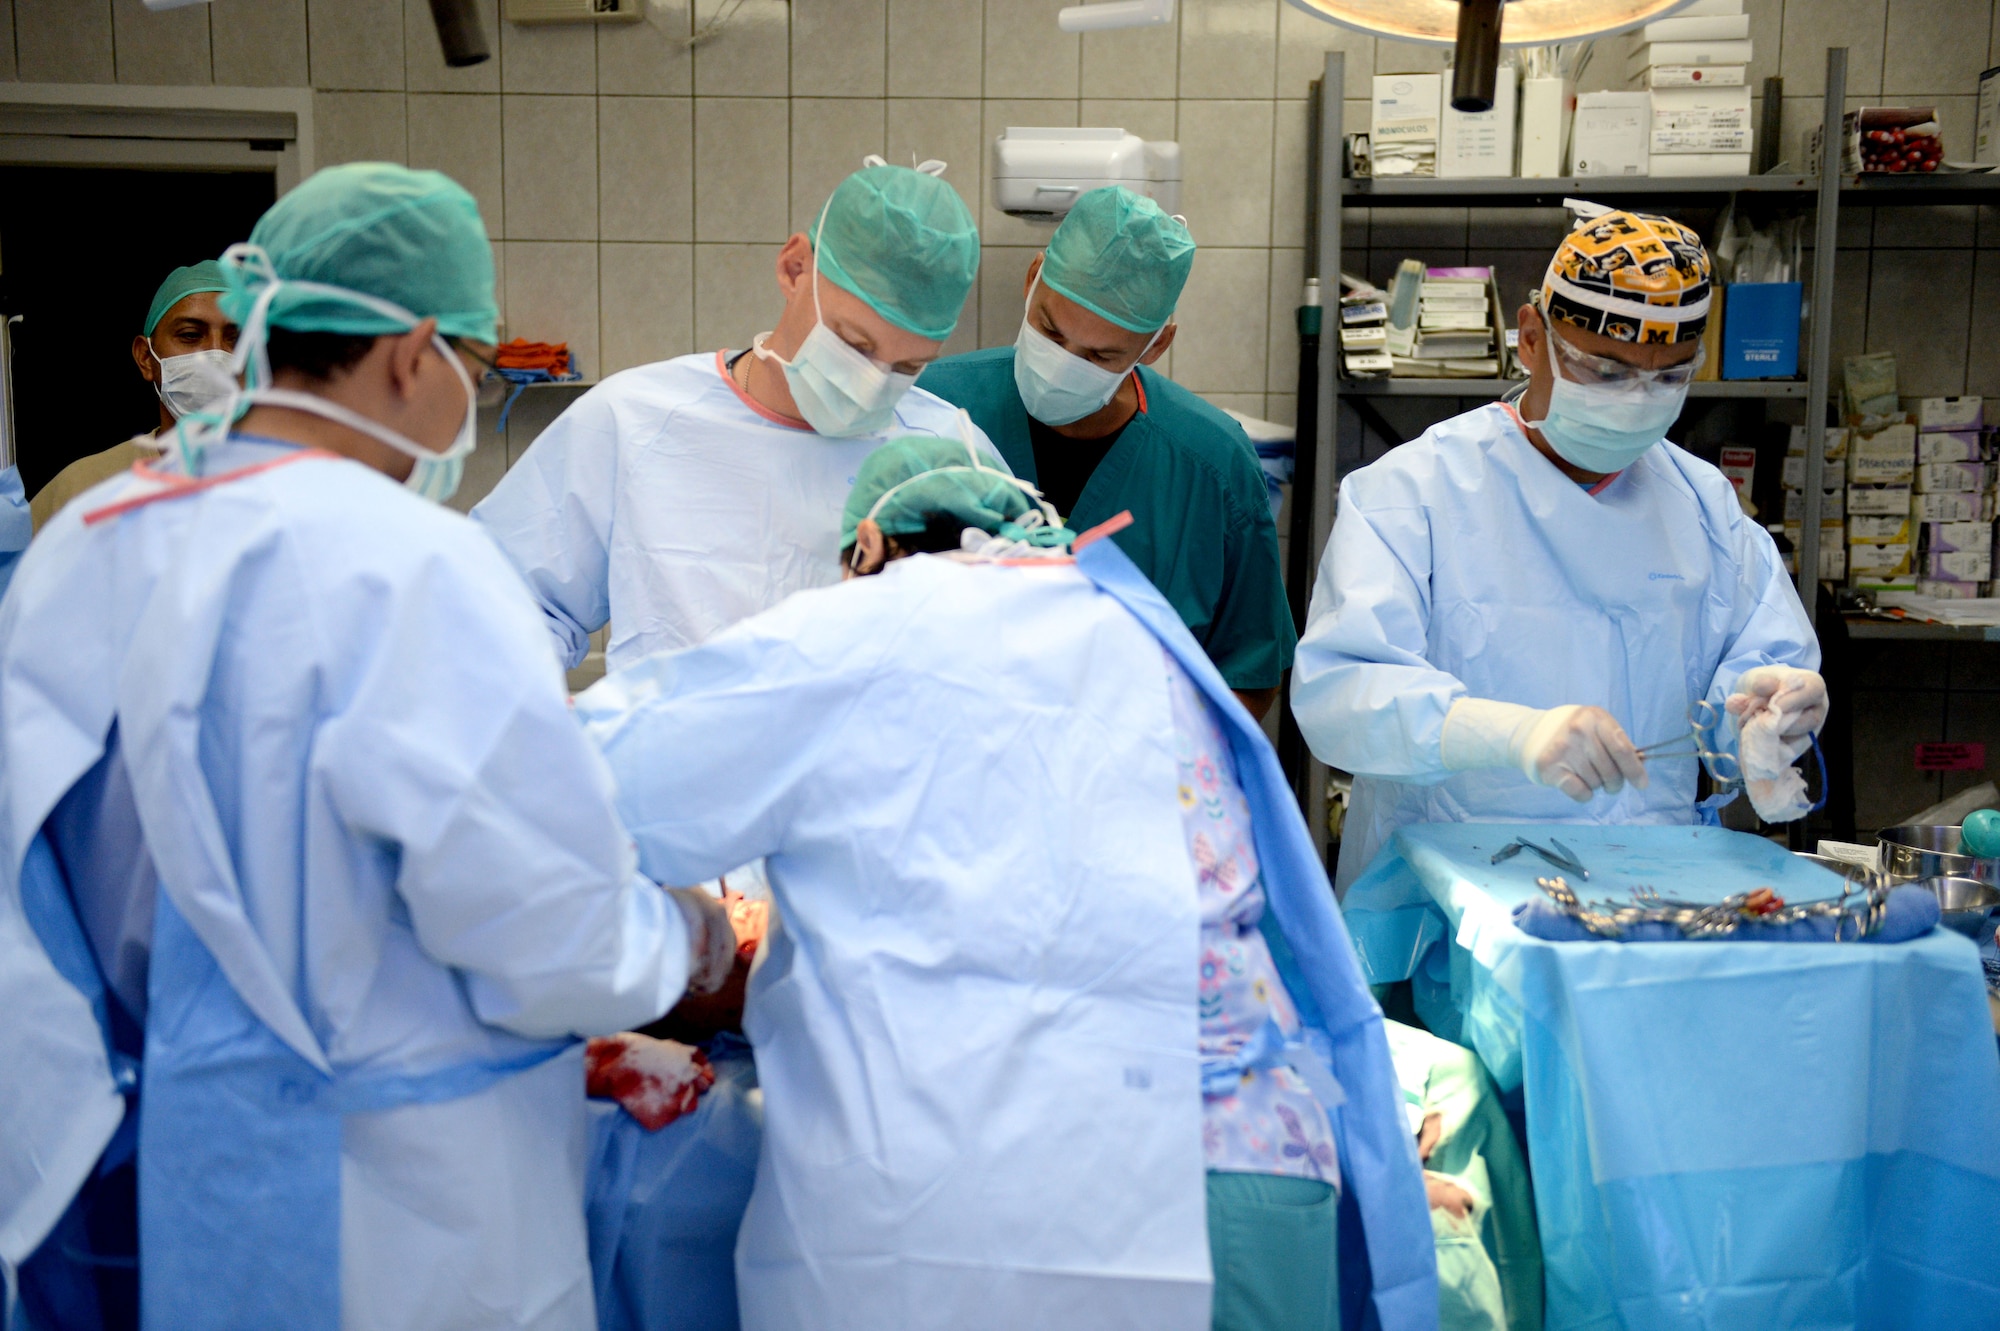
1339, 378, 1810, 399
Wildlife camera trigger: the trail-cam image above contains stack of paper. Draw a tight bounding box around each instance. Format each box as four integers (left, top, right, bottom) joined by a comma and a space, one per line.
1393, 267, 1501, 378
1624, 0, 1752, 175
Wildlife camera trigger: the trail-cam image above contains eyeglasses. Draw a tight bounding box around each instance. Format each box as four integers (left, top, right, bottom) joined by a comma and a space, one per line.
448, 338, 511, 409
1547, 323, 1705, 390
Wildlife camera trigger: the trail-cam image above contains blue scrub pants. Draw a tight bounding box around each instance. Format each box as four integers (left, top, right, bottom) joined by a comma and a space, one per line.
1206, 1170, 1340, 1331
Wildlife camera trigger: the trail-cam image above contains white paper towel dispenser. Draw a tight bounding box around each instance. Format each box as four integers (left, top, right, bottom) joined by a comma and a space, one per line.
990, 127, 1181, 224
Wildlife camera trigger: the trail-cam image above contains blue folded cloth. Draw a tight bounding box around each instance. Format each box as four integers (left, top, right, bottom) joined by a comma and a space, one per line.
1511, 885, 1939, 944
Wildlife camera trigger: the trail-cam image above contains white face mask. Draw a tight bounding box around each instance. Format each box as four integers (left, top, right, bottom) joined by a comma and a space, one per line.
1011, 272, 1165, 427
751, 206, 917, 439
149, 344, 237, 420
171, 243, 480, 504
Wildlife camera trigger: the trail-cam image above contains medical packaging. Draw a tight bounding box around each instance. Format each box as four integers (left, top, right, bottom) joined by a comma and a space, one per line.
1373, 75, 1441, 144
1978, 66, 1997, 165
1572, 93, 1650, 175
1819, 545, 1848, 579
1842, 107, 1943, 174
1916, 431, 1982, 463
1920, 520, 1993, 553
1785, 488, 1842, 522
1915, 461, 1987, 493
1518, 77, 1574, 177
1912, 491, 1989, 523
1649, 86, 1752, 154
1719, 446, 1756, 508
1909, 396, 1983, 431
1439, 65, 1518, 178
1641, 13, 1750, 42
1842, 351, 1899, 421
1849, 514, 1911, 544
1788, 425, 1849, 459
1848, 542, 1913, 578
1649, 152, 1752, 176
1846, 451, 1914, 485
1722, 282, 1800, 378
1644, 65, 1747, 87
1925, 549, 1993, 582
1851, 422, 1915, 454
1848, 484, 1913, 516
1626, 39, 1754, 71
1916, 577, 1983, 598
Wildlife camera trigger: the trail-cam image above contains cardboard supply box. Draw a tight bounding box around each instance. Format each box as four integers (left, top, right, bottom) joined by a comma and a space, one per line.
1572, 93, 1650, 175
1917, 577, 1984, 599
1851, 422, 1916, 455
1907, 395, 1983, 429
1847, 451, 1915, 485
1849, 514, 1912, 544
1920, 520, 1995, 553
1645, 65, 1747, 88
1787, 425, 1849, 459
1918, 431, 1983, 463
1848, 542, 1913, 578
1439, 66, 1518, 178
1718, 445, 1756, 508
1977, 65, 1997, 166
1785, 488, 1843, 521
1641, 13, 1750, 42
1626, 39, 1755, 71
1926, 548, 1994, 582
1649, 85, 1752, 155
1915, 461, 1988, 493
1650, 152, 1753, 176
1912, 491, 1991, 523
1848, 484, 1913, 516
1519, 77, 1575, 178
1373, 75, 1442, 143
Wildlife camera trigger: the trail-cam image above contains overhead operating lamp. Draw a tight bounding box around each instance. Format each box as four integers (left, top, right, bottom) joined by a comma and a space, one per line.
1281, 0, 1696, 113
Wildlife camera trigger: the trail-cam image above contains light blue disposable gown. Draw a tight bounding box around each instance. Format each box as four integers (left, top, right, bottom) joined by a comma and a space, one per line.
0, 465, 28, 603
575, 536, 1438, 1331
1292, 403, 1818, 891
0, 438, 694, 1331
471, 352, 997, 671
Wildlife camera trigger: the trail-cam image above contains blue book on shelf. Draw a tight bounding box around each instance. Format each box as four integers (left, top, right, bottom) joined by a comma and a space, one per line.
1721, 281, 1801, 380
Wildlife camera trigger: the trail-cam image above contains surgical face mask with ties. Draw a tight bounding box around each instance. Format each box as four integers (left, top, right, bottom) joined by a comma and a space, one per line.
1012, 272, 1166, 427
1522, 321, 1700, 475
148, 342, 238, 421
173, 243, 481, 504
751, 208, 917, 439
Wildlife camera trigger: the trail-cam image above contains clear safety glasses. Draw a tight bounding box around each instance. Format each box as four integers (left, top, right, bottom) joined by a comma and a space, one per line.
450, 338, 511, 409
1548, 322, 1706, 390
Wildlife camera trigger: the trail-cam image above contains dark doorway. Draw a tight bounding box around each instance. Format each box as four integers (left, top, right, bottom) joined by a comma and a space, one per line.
0, 166, 275, 496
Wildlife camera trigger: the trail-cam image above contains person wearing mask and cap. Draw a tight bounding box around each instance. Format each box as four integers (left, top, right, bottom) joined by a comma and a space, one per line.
27, 262, 240, 532
1292, 207, 1825, 894
918, 186, 1294, 720
0, 163, 728, 1331
471, 159, 988, 677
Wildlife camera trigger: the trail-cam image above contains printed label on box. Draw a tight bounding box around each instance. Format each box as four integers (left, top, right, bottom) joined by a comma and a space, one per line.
1914, 742, 1986, 773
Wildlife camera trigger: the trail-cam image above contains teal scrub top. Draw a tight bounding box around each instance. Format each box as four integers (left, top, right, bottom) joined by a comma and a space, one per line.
918, 347, 1296, 691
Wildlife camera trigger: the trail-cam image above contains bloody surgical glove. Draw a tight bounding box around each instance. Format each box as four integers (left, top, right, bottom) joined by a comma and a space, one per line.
585, 1031, 716, 1131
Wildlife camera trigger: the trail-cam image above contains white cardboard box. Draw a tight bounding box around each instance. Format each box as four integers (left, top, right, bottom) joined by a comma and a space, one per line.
1912, 491, 1989, 522
1373, 75, 1441, 144
1649, 152, 1752, 176
1649, 85, 1751, 154
1439, 65, 1518, 178
1646, 65, 1747, 87
1572, 92, 1650, 176
1641, 13, 1750, 42
1848, 484, 1913, 516
1518, 77, 1573, 178
1978, 66, 1997, 166
1907, 395, 1983, 430
1626, 39, 1754, 70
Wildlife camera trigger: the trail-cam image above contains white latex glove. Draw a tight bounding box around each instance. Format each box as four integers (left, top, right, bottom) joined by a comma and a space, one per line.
1441, 698, 1648, 804
666, 886, 738, 996
1726, 665, 1827, 758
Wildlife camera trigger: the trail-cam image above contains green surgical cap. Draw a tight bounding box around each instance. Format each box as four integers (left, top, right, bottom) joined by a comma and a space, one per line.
842, 436, 1070, 550
222, 162, 498, 344
1041, 186, 1195, 334
812, 166, 978, 342
143, 261, 229, 337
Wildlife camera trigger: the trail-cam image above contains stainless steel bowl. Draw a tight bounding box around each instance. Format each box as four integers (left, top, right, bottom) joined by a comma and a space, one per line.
1877, 825, 2000, 885
1796, 853, 1874, 883
1918, 875, 2000, 938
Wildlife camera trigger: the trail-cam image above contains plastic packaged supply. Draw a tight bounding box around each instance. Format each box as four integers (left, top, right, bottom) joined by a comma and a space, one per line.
1912, 491, 1990, 523
1907, 395, 1982, 430
1844, 107, 1944, 173
1846, 449, 1913, 486
1842, 351, 1898, 420
1926, 548, 1993, 582
1785, 488, 1842, 521
1917, 432, 1982, 464
1848, 514, 1911, 544
1915, 461, 1988, 494
1920, 520, 1994, 553
1848, 484, 1913, 516
1916, 577, 1983, 599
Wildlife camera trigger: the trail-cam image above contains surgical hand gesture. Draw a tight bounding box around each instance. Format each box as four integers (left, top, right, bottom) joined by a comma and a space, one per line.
1726, 665, 1827, 743
1520, 704, 1648, 803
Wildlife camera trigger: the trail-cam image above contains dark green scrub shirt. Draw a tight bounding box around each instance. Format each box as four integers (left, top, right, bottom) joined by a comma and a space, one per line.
918, 347, 1296, 691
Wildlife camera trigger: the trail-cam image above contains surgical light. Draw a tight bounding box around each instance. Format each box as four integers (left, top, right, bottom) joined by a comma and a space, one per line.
1281, 0, 1697, 113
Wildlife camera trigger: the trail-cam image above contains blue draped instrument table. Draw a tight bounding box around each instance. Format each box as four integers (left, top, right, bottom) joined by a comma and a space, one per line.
1344, 822, 2000, 1331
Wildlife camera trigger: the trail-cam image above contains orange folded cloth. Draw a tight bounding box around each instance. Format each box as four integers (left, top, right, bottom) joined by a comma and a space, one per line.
494, 338, 572, 375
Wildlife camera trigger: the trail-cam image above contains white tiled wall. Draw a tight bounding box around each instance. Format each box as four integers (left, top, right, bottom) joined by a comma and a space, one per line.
4, 0, 1997, 403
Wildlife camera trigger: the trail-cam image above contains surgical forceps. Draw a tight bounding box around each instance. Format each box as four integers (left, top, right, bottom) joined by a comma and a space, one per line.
1633, 699, 1741, 787
1491, 835, 1591, 880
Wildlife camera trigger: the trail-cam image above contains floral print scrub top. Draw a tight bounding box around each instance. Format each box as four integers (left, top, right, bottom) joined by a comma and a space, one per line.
1162, 650, 1339, 1184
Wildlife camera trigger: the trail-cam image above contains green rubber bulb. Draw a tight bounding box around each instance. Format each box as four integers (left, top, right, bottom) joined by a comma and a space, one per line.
1962, 808, 2000, 859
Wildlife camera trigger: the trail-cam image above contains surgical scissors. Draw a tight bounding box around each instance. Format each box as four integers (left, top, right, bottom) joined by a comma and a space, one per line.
1633, 699, 1741, 786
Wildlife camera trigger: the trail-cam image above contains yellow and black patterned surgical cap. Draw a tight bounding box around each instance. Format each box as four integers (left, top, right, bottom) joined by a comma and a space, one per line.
1540, 208, 1712, 345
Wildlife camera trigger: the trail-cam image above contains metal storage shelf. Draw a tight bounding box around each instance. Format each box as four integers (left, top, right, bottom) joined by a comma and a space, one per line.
1846, 619, 2000, 642
1339, 378, 1811, 399
1340, 172, 2000, 207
